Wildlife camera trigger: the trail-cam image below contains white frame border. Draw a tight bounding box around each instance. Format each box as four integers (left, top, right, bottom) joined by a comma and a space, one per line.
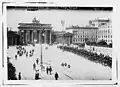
2, 1, 118, 85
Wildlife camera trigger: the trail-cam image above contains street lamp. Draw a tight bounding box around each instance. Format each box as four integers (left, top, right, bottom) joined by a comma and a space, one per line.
40, 28, 45, 71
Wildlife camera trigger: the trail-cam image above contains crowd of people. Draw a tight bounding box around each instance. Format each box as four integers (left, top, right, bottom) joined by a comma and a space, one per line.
58, 45, 112, 68
15, 45, 34, 59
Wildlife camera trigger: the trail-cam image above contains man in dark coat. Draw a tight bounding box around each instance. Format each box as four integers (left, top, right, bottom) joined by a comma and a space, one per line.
46, 66, 49, 75
55, 72, 59, 80
15, 55, 17, 60
49, 66, 52, 75
35, 72, 39, 80
18, 72, 21, 80
33, 63, 36, 70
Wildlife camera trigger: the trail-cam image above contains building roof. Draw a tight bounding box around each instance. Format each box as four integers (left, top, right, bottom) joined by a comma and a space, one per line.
90, 18, 111, 23
7, 31, 20, 37
18, 18, 52, 29
18, 23, 52, 29
63, 32, 73, 36
66, 25, 98, 29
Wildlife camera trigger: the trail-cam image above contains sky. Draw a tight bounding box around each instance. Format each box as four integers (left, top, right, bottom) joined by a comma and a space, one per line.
7, 9, 112, 31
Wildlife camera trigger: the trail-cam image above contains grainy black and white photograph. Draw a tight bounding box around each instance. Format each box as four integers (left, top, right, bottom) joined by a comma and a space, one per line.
6, 4, 113, 81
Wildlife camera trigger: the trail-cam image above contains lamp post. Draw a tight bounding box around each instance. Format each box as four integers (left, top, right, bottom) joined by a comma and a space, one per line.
40, 28, 45, 71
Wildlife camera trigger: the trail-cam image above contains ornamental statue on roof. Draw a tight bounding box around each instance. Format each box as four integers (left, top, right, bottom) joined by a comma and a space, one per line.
32, 17, 40, 24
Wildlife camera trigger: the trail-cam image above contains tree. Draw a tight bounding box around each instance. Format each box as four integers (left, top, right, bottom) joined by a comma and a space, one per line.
8, 57, 17, 80
97, 40, 107, 46
86, 41, 91, 45
109, 43, 112, 48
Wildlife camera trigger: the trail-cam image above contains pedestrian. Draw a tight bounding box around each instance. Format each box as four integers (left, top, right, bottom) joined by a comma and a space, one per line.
68, 64, 70, 68
35, 72, 39, 80
64, 62, 67, 67
18, 72, 21, 80
55, 72, 59, 80
33, 63, 36, 70
61, 62, 64, 67
36, 58, 39, 65
49, 66, 52, 75
15, 55, 17, 60
46, 66, 49, 75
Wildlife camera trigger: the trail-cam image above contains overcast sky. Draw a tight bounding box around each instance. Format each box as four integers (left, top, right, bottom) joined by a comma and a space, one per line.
7, 9, 112, 31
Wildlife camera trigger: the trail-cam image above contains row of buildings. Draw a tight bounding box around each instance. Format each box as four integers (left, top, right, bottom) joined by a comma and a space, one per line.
7, 17, 112, 46
53, 18, 112, 45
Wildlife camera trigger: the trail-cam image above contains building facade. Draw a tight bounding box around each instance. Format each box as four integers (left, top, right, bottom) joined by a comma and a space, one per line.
53, 31, 73, 45
66, 26, 98, 44
7, 30, 20, 46
18, 18, 52, 44
63, 32, 73, 45
89, 18, 112, 44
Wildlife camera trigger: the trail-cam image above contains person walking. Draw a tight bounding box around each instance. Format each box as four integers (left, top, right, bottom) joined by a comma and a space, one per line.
15, 54, 17, 60
35, 72, 39, 80
61, 62, 64, 67
64, 62, 67, 67
18, 72, 21, 80
46, 66, 49, 75
55, 72, 59, 80
68, 64, 70, 68
36, 58, 39, 65
33, 63, 36, 70
49, 66, 52, 75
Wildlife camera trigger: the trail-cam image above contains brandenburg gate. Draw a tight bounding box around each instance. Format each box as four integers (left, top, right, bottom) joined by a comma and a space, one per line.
18, 18, 52, 44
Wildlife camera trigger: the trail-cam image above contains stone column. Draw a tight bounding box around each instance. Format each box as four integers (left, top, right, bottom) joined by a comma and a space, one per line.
37, 30, 38, 43
46, 30, 48, 44
15, 37, 17, 45
37, 30, 40, 43
44, 30, 47, 44
30, 30, 31, 44
24, 30, 26, 44
31, 30, 33, 43
39, 30, 41, 43
19, 30, 21, 45
11, 37, 13, 45
49, 30, 51, 44
26, 30, 28, 44
28, 31, 30, 44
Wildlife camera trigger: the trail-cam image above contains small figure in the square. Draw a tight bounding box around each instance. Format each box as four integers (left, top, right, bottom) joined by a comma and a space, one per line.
15, 55, 17, 60
33, 63, 36, 70
55, 72, 59, 80
46, 66, 49, 75
35, 72, 39, 80
18, 72, 21, 80
64, 62, 67, 67
61, 62, 64, 67
36, 58, 39, 65
49, 66, 52, 75
68, 64, 70, 68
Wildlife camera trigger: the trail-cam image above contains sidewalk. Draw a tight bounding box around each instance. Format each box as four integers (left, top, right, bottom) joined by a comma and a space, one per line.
37, 63, 73, 80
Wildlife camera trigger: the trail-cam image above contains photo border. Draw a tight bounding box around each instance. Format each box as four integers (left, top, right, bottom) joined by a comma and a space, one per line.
2, 1, 118, 85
